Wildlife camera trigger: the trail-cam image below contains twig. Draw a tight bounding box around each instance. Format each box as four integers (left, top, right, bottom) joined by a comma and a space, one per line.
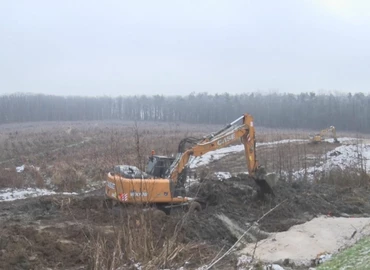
204, 199, 288, 270
209, 245, 226, 265
251, 238, 259, 262
350, 224, 357, 239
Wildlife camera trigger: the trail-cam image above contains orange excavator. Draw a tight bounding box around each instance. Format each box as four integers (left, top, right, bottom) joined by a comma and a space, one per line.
105, 113, 274, 213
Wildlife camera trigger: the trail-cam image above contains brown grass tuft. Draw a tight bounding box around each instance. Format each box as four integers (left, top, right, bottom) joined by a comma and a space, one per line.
85, 207, 215, 270
51, 162, 87, 192
319, 168, 370, 188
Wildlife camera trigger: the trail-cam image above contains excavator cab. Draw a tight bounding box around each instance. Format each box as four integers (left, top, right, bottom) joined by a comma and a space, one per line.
146, 154, 175, 178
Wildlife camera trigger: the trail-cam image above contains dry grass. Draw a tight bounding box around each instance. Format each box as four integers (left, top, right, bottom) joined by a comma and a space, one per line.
50, 161, 87, 192
0, 168, 22, 188
319, 169, 370, 189
84, 206, 216, 270
0, 120, 219, 191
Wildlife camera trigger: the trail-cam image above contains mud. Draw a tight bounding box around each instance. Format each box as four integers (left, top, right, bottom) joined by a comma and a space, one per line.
1, 177, 370, 269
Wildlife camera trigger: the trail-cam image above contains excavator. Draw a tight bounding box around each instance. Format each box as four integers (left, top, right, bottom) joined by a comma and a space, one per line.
105, 113, 274, 214
309, 126, 340, 144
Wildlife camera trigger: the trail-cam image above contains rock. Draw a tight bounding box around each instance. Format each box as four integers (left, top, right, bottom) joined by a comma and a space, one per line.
237, 255, 252, 266
264, 264, 285, 270
28, 255, 37, 261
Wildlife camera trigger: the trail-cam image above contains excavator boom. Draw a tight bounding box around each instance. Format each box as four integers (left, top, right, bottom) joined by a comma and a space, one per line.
166, 114, 273, 195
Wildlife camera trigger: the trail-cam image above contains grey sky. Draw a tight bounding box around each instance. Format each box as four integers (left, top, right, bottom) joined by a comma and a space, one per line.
1, 0, 370, 97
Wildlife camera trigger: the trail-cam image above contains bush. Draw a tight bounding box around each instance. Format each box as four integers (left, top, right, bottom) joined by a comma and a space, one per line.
51, 162, 87, 192
85, 206, 214, 269
319, 168, 370, 188
0, 168, 23, 189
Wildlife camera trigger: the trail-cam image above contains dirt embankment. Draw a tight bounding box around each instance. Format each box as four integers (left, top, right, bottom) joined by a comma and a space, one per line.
1, 176, 370, 269
186, 174, 370, 236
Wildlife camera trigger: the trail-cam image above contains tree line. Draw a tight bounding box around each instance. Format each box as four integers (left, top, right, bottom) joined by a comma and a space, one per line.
0, 92, 369, 132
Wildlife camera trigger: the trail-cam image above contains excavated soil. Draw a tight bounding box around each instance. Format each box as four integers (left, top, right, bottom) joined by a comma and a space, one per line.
186, 175, 370, 237
1, 177, 370, 269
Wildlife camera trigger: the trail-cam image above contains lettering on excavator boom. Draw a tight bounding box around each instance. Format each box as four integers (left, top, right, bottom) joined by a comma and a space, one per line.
217, 134, 235, 146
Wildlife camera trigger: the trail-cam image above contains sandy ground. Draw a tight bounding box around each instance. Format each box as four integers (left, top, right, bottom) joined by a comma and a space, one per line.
240, 216, 370, 266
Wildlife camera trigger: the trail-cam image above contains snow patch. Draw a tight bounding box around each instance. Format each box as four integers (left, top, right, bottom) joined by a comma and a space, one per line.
15, 164, 41, 173
324, 137, 361, 143
189, 139, 307, 169
16, 165, 25, 173
214, 171, 232, 180
189, 144, 245, 169
264, 264, 285, 270
237, 255, 253, 266
292, 143, 370, 181
0, 188, 78, 202
314, 253, 332, 265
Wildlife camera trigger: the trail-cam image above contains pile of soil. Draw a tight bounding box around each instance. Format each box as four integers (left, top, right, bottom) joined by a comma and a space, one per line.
184, 174, 370, 245
0, 223, 88, 270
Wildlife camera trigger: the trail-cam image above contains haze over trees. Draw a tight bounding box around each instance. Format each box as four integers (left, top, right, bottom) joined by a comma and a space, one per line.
0, 92, 369, 133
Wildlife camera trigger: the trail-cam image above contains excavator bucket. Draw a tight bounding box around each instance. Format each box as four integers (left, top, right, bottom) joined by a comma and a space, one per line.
254, 167, 275, 197
255, 178, 274, 196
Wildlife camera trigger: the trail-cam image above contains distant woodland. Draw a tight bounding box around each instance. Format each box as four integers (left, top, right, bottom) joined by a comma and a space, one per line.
0, 92, 369, 132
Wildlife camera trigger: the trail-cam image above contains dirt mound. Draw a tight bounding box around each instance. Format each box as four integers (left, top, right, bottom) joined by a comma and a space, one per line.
185, 175, 370, 239
0, 194, 220, 269
0, 223, 88, 270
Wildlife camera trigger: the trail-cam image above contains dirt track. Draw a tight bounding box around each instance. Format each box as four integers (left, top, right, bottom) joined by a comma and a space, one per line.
1, 176, 370, 270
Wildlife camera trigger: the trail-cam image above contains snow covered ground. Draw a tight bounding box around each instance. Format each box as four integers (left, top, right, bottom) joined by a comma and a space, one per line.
189, 139, 307, 169
324, 137, 362, 143
293, 143, 370, 181
188, 137, 370, 181
0, 187, 78, 202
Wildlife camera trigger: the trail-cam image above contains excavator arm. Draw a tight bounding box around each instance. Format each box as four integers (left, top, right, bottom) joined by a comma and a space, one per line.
320, 126, 339, 143
166, 114, 273, 195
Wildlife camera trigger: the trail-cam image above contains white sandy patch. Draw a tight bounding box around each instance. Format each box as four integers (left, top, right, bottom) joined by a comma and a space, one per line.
239, 216, 370, 266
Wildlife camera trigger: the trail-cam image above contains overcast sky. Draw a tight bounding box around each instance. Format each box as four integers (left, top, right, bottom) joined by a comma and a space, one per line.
1, 0, 370, 97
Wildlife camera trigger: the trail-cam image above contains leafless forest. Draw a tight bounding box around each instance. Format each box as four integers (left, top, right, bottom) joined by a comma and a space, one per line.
1, 92, 370, 132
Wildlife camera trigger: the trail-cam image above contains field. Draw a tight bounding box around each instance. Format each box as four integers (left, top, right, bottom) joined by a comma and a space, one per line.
1, 120, 370, 270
